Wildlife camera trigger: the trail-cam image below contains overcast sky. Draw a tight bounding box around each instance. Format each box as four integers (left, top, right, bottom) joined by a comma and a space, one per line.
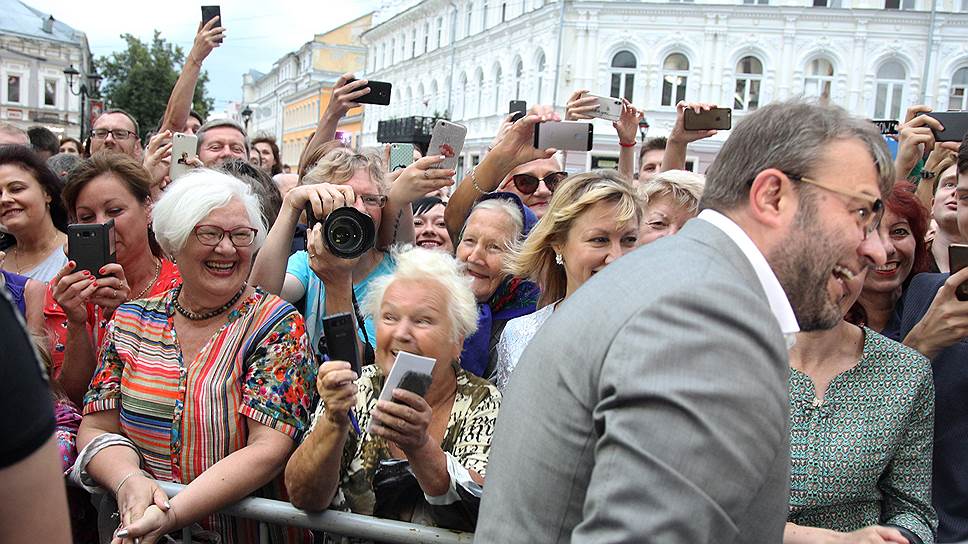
28, 0, 382, 111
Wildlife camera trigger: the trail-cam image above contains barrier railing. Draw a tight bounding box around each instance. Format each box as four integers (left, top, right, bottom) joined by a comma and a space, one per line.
77, 480, 474, 544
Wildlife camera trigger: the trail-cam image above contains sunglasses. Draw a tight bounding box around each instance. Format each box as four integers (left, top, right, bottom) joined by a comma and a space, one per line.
511, 171, 568, 195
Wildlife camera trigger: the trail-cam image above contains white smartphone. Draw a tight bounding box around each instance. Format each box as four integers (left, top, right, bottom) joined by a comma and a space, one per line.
388, 143, 415, 172
427, 120, 467, 171
586, 94, 623, 122
169, 132, 198, 181
533, 121, 594, 151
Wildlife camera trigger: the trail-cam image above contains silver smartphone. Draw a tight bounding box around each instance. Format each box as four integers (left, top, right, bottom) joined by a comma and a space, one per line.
586, 94, 623, 122
169, 132, 198, 180
427, 120, 467, 170
388, 143, 415, 172
533, 121, 594, 151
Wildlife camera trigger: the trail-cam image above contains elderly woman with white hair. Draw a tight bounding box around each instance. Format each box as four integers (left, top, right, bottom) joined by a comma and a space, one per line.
74, 170, 316, 544
637, 169, 705, 245
286, 246, 501, 533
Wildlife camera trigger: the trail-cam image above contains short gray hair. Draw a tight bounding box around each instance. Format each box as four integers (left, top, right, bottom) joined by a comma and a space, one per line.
196, 118, 249, 155
152, 169, 266, 256
468, 198, 523, 237
47, 152, 82, 179
700, 100, 895, 212
638, 170, 706, 212
363, 246, 478, 343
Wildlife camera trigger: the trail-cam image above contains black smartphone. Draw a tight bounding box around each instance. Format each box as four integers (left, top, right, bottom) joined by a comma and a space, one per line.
67, 219, 116, 278
396, 370, 432, 399
920, 111, 968, 143
200, 6, 222, 43
683, 107, 732, 131
871, 119, 899, 136
347, 78, 392, 106
949, 243, 968, 301
509, 100, 527, 122
322, 312, 361, 375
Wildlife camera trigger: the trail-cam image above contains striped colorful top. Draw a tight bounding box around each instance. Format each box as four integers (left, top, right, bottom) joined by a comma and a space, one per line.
84, 287, 316, 543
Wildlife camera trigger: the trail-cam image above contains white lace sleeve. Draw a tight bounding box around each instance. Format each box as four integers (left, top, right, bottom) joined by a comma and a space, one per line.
491, 304, 555, 393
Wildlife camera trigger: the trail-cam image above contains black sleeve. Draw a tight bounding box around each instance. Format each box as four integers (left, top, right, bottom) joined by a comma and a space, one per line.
0, 290, 55, 469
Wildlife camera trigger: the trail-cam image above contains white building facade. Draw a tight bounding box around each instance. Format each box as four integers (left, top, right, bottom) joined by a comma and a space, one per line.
0, 0, 92, 139
360, 0, 968, 174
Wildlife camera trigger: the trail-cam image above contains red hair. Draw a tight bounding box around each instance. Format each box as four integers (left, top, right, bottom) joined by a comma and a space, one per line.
885, 181, 931, 283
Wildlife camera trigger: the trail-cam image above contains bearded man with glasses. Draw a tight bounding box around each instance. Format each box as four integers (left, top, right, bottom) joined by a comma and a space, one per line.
90, 110, 142, 159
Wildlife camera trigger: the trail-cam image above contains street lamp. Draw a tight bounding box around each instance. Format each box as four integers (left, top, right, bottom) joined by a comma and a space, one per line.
241, 105, 253, 132
64, 63, 102, 143
638, 118, 650, 143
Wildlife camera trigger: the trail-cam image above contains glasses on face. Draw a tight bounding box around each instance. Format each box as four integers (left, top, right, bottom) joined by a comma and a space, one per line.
360, 194, 388, 208
91, 129, 135, 141
193, 225, 258, 247
511, 171, 568, 195
788, 173, 884, 238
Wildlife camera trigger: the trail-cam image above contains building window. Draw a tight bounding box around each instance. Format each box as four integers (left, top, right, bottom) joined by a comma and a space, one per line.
743, 0, 769, 3
381, 43, 387, 68
437, 17, 444, 48
813, 0, 843, 5
44, 78, 56, 107
885, 0, 915, 8
458, 73, 468, 119
390, 39, 395, 64
874, 60, 907, 119
501, 2, 508, 21
661, 53, 690, 107
610, 50, 637, 103
535, 51, 546, 104
482, 1, 489, 30
6, 75, 21, 103
424, 23, 430, 53
804, 58, 835, 100
734, 56, 763, 111
476, 70, 485, 116
411, 29, 416, 57
466, 3, 473, 37
949, 67, 968, 110
494, 65, 503, 110
514, 59, 523, 99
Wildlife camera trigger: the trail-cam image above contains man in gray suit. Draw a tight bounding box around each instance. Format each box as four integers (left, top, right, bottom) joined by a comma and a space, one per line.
476, 101, 893, 543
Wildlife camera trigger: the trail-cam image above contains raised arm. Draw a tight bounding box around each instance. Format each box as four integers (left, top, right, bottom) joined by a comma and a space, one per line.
298, 74, 369, 175
662, 101, 718, 173
378, 155, 456, 248
614, 99, 643, 181
158, 17, 224, 134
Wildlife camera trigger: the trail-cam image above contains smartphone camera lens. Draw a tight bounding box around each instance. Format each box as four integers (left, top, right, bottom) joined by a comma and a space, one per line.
324, 207, 375, 259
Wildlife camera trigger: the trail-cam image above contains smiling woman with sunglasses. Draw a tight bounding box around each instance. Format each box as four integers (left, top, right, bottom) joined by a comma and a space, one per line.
492, 171, 642, 392
497, 159, 567, 219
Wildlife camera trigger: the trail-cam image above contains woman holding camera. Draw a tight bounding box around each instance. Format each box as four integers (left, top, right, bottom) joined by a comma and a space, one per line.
0, 145, 69, 282
45, 153, 181, 405
251, 147, 453, 353
493, 171, 641, 392
285, 246, 499, 533
74, 171, 315, 544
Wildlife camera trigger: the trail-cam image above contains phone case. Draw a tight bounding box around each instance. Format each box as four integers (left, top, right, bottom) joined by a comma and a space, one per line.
322, 312, 361, 374
683, 108, 732, 131
389, 143, 415, 172
169, 132, 198, 181
923, 112, 968, 142
427, 120, 467, 170
509, 100, 527, 121
871, 119, 899, 136
588, 95, 623, 122
533, 121, 594, 151
949, 244, 968, 301
67, 220, 116, 278
396, 371, 432, 399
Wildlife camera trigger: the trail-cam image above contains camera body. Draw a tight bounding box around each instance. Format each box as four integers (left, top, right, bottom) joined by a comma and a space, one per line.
305, 203, 376, 259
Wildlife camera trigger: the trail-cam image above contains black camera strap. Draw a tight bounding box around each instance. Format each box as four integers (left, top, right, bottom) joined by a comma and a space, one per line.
311, 278, 375, 367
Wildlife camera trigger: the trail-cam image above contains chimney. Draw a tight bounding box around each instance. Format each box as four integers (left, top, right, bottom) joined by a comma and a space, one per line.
42, 15, 54, 34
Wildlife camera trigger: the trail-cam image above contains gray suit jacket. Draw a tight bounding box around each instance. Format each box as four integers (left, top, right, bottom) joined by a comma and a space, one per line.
475, 218, 791, 543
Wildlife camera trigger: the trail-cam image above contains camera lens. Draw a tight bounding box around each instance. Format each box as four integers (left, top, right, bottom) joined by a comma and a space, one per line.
324, 207, 375, 259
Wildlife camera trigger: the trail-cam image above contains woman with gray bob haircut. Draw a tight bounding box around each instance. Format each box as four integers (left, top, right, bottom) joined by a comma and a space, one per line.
286, 245, 501, 533
76, 168, 316, 543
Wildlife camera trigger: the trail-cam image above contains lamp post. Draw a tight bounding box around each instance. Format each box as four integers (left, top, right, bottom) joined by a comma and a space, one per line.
638, 118, 650, 143
63, 63, 102, 143
241, 105, 253, 133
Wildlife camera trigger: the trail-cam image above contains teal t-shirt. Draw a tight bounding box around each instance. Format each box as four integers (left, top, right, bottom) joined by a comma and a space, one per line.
286, 250, 395, 349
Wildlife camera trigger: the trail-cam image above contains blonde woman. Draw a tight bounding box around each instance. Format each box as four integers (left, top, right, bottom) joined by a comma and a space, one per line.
637, 169, 705, 245
492, 170, 642, 392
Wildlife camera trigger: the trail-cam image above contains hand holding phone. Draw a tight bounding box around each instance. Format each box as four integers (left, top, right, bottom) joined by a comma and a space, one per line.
169, 133, 198, 181
200, 6, 223, 43
949, 244, 968, 301
533, 121, 593, 151
67, 220, 116, 278
683, 107, 732, 131
918, 111, 968, 143
427, 120, 467, 170
509, 100, 527, 122
346, 78, 392, 106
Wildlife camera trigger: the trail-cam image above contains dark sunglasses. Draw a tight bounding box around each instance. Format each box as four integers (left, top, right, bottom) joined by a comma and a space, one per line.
511, 171, 568, 195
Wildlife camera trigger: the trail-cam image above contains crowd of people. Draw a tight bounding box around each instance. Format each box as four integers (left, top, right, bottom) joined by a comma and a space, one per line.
2, 15, 968, 544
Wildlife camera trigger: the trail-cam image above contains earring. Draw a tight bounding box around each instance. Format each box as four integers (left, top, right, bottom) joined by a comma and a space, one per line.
555, 253, 563, 266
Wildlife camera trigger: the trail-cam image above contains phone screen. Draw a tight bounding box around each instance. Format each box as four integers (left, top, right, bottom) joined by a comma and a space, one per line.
949, 244, 968, 301
201, 6, 222, 42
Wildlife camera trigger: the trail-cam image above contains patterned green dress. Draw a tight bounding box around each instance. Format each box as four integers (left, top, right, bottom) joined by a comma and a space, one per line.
304, 360, 501, 526
788, 327, 937, 542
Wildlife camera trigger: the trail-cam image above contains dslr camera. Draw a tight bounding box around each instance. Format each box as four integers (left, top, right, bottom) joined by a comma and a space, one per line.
305, 203, 375, 259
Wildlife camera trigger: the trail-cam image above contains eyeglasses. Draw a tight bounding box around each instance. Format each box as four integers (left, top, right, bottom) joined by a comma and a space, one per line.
788, 173, 884, 238
193, 225, 258, 247
360, 194, 388, 208
511, 171, 568, 195
91, 128, 135, 141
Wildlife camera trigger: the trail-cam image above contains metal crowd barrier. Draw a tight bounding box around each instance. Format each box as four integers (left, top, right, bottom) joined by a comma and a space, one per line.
76, 480, 474, 544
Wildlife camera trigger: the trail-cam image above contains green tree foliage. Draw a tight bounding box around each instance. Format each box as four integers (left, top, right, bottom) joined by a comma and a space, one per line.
96, 31, 213, 138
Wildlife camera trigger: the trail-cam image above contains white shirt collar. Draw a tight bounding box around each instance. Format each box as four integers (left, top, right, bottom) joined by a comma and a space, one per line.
697, 209, 800, 347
